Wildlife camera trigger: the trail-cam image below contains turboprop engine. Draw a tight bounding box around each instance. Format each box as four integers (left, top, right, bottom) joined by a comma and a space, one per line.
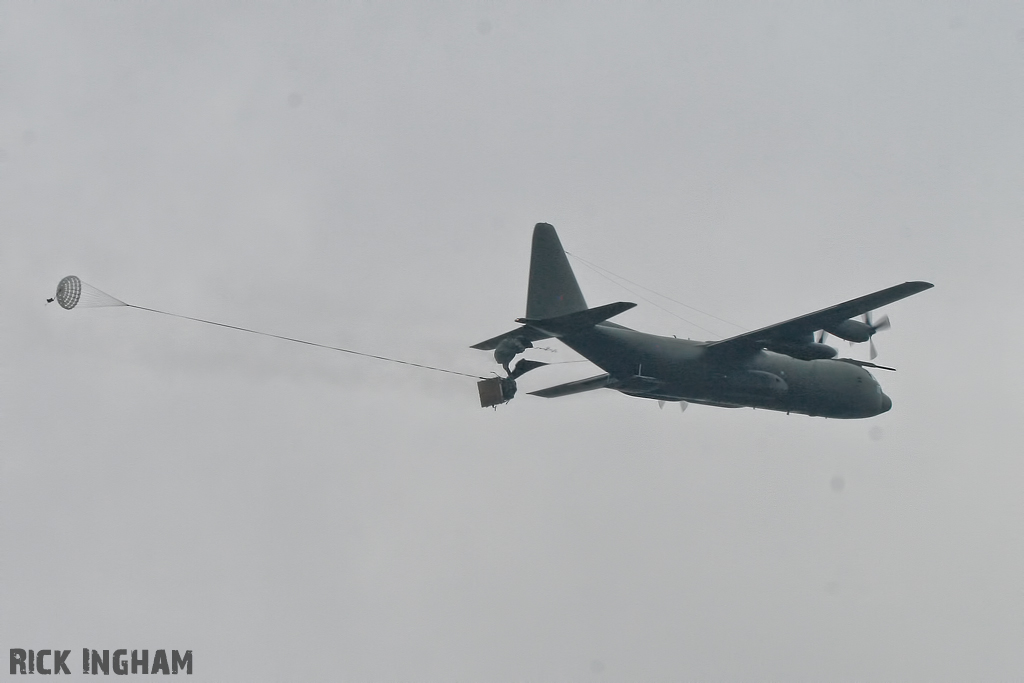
764, 340, 838, 360
826, 318, 875, 342
822, 312, 891, 359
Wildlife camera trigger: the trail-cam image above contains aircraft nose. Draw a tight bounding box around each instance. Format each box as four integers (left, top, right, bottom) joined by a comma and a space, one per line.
880, 393, 892, 413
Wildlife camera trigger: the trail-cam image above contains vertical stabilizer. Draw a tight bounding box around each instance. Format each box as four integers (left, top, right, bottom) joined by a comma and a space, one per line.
526, 223, 588, 319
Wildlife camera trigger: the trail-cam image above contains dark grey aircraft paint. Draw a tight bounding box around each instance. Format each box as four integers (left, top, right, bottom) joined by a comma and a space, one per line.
474, 224, 932, 418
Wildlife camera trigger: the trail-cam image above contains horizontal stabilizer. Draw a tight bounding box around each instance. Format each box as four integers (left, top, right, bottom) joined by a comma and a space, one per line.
528, 373, 612, 398
515, 301, 636, 337
470, 325, 551, 351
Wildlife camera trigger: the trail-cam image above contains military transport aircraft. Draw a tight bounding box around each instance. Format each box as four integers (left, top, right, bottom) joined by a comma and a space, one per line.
472, 223, 932, 418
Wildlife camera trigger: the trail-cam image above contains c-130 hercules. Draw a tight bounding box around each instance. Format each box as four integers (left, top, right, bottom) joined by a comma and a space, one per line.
473, 223, 932, 418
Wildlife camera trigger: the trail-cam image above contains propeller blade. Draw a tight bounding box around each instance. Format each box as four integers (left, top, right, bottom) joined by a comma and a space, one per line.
864, 311, 889, 359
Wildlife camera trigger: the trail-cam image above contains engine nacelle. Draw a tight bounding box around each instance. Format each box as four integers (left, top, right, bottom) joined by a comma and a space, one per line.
825, 319, 874, 343
764, 340, 838, 360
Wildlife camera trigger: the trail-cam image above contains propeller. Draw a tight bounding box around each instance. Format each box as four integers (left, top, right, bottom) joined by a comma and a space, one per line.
864, 311, 890, 360
820, 311, 891, 359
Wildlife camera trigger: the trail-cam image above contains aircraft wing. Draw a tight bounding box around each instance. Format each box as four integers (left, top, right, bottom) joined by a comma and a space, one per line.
707, 281, 934, 355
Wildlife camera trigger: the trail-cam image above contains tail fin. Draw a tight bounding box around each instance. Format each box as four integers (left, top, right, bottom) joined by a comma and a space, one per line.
470, 223, 587, 351
526, 223, 587, 319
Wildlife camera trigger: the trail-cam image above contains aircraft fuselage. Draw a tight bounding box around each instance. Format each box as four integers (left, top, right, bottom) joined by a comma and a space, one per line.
561, 324, 891, 418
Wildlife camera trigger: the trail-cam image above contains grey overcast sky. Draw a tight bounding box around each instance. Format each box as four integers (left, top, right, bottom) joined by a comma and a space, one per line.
2, 2, 1023, 681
